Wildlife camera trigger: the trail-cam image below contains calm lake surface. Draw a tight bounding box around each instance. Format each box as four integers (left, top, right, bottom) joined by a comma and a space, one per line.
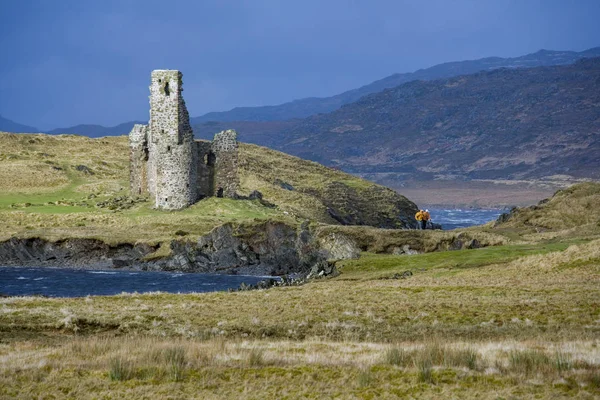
0, 267, 271, 298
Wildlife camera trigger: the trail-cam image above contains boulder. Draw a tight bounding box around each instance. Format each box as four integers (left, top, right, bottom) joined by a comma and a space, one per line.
391, 244, 419, 255
317, 232, 360, 261
248, 190, 263, 200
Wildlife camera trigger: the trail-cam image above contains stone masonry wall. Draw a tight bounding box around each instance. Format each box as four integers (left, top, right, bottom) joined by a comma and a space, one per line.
212, 130, 239, 198
195, 140, 213, 198
149, 70, 198, 210
129, 124, 149, 196
128, 70, 240, 209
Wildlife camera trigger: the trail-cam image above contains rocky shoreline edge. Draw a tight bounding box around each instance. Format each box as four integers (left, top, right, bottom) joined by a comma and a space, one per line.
0, 219, 493, 287
0, 221, 350, 280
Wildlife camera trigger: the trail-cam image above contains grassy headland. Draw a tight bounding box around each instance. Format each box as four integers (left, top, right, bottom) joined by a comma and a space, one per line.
0, 132, 416, 243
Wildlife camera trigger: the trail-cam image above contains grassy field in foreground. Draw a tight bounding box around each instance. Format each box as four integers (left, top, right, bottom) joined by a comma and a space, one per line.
1, 238, 599, 398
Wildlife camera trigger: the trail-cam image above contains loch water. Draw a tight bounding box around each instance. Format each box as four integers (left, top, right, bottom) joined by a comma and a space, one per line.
428, 208, 503, 230
0, 267, 271, 298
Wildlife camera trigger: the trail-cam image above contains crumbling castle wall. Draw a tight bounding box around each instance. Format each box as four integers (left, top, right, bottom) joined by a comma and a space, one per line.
195, 141, 213, 198
129, 70, 240, 209
129, 124, 149, 196
212, 130, 239, 198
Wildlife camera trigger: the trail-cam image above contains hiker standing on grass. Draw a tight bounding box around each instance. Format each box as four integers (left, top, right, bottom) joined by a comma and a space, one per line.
423, 209, 431, 229
415, 209, 426, 230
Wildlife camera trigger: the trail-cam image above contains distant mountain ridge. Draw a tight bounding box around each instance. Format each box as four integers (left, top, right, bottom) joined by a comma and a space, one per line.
272, 58, 600, 182
0, 115, 38, 133
46, 121, 146, 137
34, 46, 600, 138
190, 46, 600, 123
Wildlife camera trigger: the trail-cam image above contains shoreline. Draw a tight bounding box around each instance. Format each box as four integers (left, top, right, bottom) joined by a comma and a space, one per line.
0, 257, 290, 277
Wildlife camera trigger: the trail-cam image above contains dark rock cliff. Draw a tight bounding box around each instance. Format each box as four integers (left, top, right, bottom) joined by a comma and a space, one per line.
0, 221, 334, 276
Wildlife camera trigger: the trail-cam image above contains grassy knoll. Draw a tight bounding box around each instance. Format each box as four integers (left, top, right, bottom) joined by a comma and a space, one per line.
0, 132, 416, 243
491, 182, 600, 234
0, 133, 290, 243
1, 238, 599, 398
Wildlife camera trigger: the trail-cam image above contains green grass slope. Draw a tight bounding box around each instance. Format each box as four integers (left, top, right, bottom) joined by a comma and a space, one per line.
492, 182, 600, 238
0, 132, 417, 243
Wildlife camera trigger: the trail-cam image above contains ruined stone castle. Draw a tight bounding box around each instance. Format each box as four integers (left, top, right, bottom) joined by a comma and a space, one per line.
129, 70, 239, 210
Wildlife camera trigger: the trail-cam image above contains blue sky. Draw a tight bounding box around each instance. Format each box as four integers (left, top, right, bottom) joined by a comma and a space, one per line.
0, 0, 599, 129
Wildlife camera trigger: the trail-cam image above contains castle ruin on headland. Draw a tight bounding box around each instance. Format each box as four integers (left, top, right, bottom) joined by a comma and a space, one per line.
129, 70, 239, 210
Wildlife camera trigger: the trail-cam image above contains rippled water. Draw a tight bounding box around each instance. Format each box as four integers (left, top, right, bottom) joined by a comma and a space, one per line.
427, 208, 503, 230
0, 267, 272, 298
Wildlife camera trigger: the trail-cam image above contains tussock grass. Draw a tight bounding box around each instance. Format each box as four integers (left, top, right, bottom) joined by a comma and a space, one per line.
163, 346, 187, 381
1, 336, 599, 397
555, 350, 573, 374
2, 239, 599, 343
109, 357, 134, 381
416, 357, 434, 384
246, 348, 265, 367
507, 349, 551, 376
385, 347, 413, 367
386, 343, 479, 372
1, 139, 599, 399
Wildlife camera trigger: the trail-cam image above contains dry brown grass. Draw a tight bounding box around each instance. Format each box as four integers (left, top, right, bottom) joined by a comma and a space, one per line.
2, 240, 598, 342
0, 162, 70, 191
1, 132, 600, 398
496, 182, 600, 232
1, 233, 599, 397
0, 337, 598, 398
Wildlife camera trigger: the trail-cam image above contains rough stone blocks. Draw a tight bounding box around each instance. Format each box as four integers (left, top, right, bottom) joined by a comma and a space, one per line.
128, 70, 240, 210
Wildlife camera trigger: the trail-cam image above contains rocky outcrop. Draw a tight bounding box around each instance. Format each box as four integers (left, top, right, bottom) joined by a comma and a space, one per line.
317, 232, 360, 261
317, 181, 419, 229
148, 221, 330, 276
0, 237, 155, 269
0, 221, 339, 277
314, 225, 504, 255
494, 207, 520, 226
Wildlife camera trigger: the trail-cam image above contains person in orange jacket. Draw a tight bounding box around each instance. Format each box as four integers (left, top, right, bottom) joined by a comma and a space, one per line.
423, 209, 431, 229
415, 209, 426, 230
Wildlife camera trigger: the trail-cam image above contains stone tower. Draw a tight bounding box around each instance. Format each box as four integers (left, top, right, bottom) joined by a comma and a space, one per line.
148, 70, 198, 210
129, 70, 239, 210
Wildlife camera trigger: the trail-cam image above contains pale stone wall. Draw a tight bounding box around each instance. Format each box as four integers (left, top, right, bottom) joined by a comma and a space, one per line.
128, 70, 240, 209
129, 124, 149, 196
212, 129, 239, 198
